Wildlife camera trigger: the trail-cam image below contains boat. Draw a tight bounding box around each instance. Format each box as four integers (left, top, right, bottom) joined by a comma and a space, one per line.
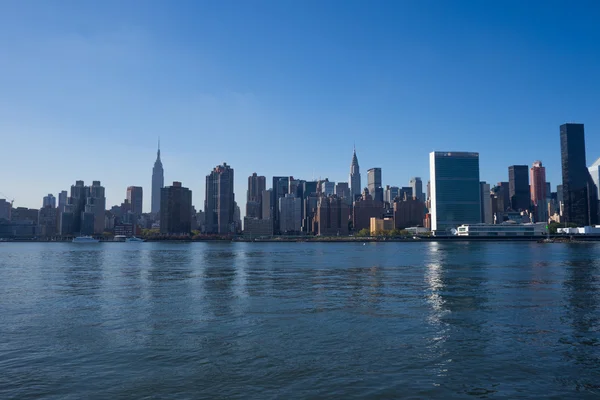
72, 236, 100, 243
126, 237, 145, 242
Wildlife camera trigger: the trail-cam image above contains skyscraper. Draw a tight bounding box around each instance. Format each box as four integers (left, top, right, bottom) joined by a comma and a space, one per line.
43, 194, 56, 208
384, 185, 400, 203
430, 152, 481, 233
151, 139, 164, 215
367, 168, 382, 201
160, 182, 192, 234
530, 161, 547, 222
246, 173, 266, 219
409, 177, 424, 202
279, 194, 302, 234
350, 147, 361, 199
58, 190, 67, 212
271, 176, 290, 234
321, 180, 335, 196
508, 165, 530, 211
205, 163, 235, 234
560, 123, 598, 226
88, 181, 106, 234
69, 180, 88, 233
334, 182, 351, 203
127, 186, 144, 218
589, 157, 600, 198
480, 182, 493, 224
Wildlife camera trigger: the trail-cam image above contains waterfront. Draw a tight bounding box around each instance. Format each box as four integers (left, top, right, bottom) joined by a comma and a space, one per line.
1, 242, 599, 399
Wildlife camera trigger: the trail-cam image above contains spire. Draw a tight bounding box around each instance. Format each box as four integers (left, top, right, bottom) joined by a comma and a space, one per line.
157, 137, 161, 160
351, 144, 359, 167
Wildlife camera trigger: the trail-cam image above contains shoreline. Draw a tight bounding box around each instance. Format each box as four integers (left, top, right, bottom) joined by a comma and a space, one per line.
3, 236, 600, 243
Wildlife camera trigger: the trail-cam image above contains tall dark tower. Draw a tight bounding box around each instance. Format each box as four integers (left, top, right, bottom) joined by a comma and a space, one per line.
508, 165, 530, 211
560, 123, 598, 226
151, 138, 164, 215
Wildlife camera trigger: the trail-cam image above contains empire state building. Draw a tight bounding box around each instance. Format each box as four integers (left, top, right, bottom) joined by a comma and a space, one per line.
151, 140, 164, 214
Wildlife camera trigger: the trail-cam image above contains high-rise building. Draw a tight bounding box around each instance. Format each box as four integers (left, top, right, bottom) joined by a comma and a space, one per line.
315, 195, 349, 236
321, 180, 335, 197
69, 180, 88, 233
88, 181, 106, 234
151, 139, 164, 215
496, 182, 510, 211
278, 194, 302, 234
246, 173, 266, 219
409, 177, 424, 202
58, 191, 67, 212
205, 163, 235, 234
589, 157, 600, 198
367, 168, 382, 200
399, 187, 413, 201
350, 147, 361, 199
480, 182, 493, 224
271, 176, 290, 234
43, 194, 56, 208
384, 186, 400, 203
160, 182, 192, 234
334, 182, 351, 203
561, 123, 598, 226
393, 197, 425, 229
261, 189, 272, 220
509, 165, 530, 211
430, 152, 481, 233
126, 186, 143, 218
38, 206, 58, 237
0, 199, 11, 220
530, 161, 547, 223
353, 188, 383, 232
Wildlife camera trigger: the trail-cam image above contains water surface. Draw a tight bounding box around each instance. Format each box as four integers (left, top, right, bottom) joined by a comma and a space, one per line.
1, 242, 599, 399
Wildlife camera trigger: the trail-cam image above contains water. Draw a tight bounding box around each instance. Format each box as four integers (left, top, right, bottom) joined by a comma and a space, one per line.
1, 242, 599, 399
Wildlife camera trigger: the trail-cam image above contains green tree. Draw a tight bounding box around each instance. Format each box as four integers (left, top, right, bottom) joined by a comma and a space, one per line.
356, 228, 371, 237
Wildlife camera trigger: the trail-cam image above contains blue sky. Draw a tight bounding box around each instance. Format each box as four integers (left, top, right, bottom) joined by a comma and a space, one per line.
1, 0, 600, 213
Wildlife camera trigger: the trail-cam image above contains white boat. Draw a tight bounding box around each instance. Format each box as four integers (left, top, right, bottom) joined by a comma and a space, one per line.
126, 237, 145, 242
72, 236, 100, 243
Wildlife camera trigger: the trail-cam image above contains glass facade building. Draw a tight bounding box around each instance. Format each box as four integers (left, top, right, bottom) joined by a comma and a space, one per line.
560, 123, 598, 226
430, 152, 481, 233
508, 165, 530, 211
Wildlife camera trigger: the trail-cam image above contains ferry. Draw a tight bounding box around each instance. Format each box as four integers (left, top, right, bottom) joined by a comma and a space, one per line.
126, 237, 145, 243
72, 236, 100, 243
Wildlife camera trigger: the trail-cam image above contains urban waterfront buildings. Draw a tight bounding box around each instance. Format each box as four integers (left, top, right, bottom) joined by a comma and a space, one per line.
353, 189, 383, 231
509, 165, 530, 211
530, 161, 547, 222
480, 182, 493, 224
43, 194, 56, 208
560, 123, 598, 226
205, 163, 235, 234
88, 181, 106, 234
278, 194, 302, 234
315, 195, 349, 236
392, 196, 424, 229
0, 199, 11, 220
350, 147, 361, 199
126, 186, 143, 218
367, 168, 382, 202
261, 189, 272, 220
247, 173, 266, 219
409, 177, 424, 202
58, 191, 67, 212
151, 140, 164, 215
384, 186, 400, 204
589, 157, 600, 198
160, 182, 192, 234
430, 152, 481, 233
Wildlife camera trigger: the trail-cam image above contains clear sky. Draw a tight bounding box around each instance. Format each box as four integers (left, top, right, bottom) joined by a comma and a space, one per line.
1, 0, 600, 213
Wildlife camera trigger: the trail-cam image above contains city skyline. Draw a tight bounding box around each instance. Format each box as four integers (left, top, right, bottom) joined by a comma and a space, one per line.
2, 2, 600, 212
